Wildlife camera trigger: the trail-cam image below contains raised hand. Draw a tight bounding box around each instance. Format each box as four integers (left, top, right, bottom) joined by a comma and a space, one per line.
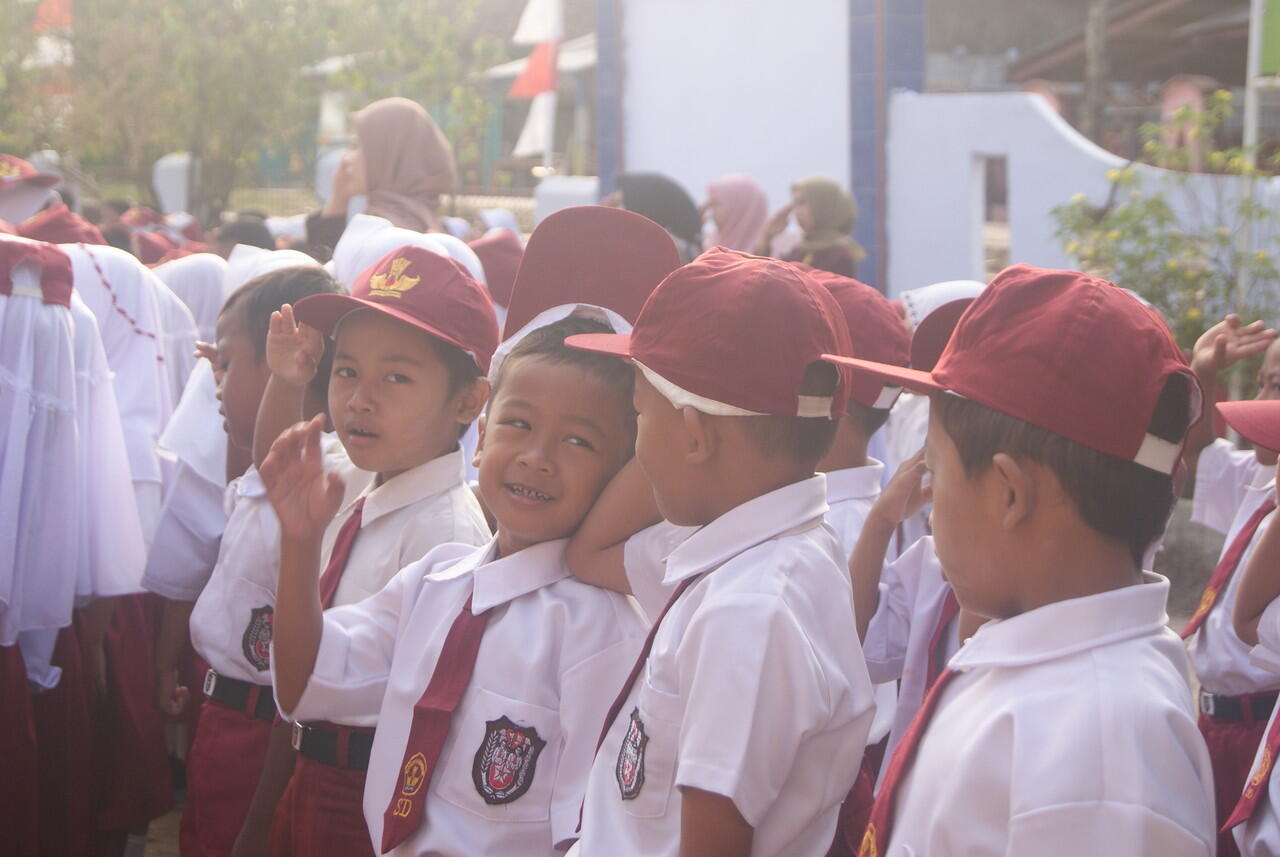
871, 448, 931, 528
266, 304, 325, 388
261, 414, 345, 544
1191, 314, 1276, 380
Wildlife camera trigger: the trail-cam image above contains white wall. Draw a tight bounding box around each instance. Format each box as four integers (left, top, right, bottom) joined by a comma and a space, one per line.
621, 0, 850, 218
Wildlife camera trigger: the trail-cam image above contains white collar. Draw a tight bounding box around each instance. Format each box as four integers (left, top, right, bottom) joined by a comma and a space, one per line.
824, 459, 885, 503
662, 475, 830, 587
348, 448, 467, 528
949, 572, 1171, 671
426, 537, 571, 613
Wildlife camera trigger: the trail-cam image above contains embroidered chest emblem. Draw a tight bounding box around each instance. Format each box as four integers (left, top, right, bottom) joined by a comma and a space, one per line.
472, 716, 545, 804
241, 605, 274, 671
368, 256, 420, 299
616, 707, 649, 800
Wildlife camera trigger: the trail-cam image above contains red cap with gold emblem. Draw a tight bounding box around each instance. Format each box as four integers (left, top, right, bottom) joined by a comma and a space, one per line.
294, 244, 500, 373
0, 155, 59, 191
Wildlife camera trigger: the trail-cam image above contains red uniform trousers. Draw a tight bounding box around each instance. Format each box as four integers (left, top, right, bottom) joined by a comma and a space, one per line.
179, 698, 275, 857
826, 737, 888, 857
1, 643, 40, 857
269, 756, 374, 857
1201, 709, 1272, 857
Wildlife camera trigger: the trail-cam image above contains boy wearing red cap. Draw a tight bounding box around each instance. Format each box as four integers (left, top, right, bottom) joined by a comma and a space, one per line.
1179, 316, 1280, 857
262, 206, 673, 856
831, 265, 1214, 856
566, 248, 875, 857
244, 246, 497, 855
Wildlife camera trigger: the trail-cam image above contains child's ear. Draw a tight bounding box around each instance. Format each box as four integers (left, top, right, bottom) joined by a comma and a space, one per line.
682, 407, 715, 465
991, 452, 1034, 529
472, 412, 487, 468
455, 378, 490, 425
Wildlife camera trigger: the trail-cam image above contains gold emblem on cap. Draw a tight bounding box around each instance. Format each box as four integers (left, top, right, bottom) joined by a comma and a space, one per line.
0, 160, 20, 179
368, 256, 420, 299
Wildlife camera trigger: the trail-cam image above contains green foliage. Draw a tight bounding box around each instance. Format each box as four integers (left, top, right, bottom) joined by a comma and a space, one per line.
1053, 90, 1280, 348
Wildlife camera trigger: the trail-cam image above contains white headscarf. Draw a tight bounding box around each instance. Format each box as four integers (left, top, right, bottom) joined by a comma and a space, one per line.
329, 214, 486, 290
224, 245, 319, 294
155, 252, 229, 343
898, 280, 987, 331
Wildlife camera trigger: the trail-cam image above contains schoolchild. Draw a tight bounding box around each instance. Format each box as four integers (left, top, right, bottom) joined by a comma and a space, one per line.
566, 248, 876, 857
829, 265, 1215, 856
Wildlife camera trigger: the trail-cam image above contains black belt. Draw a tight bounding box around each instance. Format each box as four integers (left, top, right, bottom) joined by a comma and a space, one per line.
1199, 689, 1280, 722
202, 669, 277, 722
292, 721, 374, 771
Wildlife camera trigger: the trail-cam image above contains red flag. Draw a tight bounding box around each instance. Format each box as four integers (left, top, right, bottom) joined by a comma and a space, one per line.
509, 41, 559, 99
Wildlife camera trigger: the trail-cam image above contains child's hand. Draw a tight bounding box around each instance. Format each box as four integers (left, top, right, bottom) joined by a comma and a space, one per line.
871, 449, 931, 528
266, 304, 324, 388
1190, 314, 1276, 380
154, 668, 189, 717
761, 203, 794, 243
194, 341, 224, 385
261, 414, 345, 544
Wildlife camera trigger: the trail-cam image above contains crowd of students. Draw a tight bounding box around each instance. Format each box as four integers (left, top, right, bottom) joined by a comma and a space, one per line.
5, 104, 1280, 857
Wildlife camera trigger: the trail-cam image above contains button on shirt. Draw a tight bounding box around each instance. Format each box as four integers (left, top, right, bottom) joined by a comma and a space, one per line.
578, 475, 876, 857
1188, 450, 1279, 696
1233, 598, 1280, 855
862, 535, 959, 780
279, 538, 646, 857
886, 573, 1215, 857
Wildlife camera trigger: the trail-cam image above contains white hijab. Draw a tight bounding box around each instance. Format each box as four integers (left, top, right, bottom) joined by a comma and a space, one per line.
329, 214, 486, 290
155, 252, 229, 343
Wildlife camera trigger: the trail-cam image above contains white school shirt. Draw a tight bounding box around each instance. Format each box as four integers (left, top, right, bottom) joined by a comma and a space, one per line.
1193, 437, 1264, 537
280, 538, 646, 857
577, 476, 876, 857
825, 461, 897, 745
1187, 461, 1279, 697
862, 535, 958, 781
1233, 598, 1280, 856
885, 573, 1215, 857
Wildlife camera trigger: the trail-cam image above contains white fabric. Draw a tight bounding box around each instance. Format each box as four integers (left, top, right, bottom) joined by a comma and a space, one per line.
898, 279, 985, 331
1187, 465, 1280, 696
314, 446, 486, 727
0, 184, 56, 224
862, 535, 960, 785
140, 457, 227, 602
1235, 598, 1280, 855
283, 537, 645, 856
479, 210, 524, 239
159, 361, 226, 487
329, 214, 487, 291
489, 303, 631, 382
579, 476, 875, 857
634, 360, 834, 419
886, 573, 1214, 856
154, 276, 199, 404
1193, 437, 1263, 536
154, 252, 229, 343
223, 245, 319, 295
0, 260, 78, 646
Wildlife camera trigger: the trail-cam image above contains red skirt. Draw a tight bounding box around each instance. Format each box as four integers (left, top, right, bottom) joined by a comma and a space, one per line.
1, 643, 40, 857
269, 756, 374, 857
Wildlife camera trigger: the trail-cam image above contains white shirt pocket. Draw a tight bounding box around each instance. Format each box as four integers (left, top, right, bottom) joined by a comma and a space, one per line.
437, 686, 562, 823
616, 677, 683, 819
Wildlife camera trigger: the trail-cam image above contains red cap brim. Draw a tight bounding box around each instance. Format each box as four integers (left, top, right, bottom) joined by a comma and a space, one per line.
1217, 399, 1280, 453
563, 332, 635, 359
821, 354, 945, 395
294, 293, 480, 368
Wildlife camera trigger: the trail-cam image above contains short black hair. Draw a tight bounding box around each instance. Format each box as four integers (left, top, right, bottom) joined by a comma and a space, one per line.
104, 198, 132, 218
847, 400, 891, 437
428, 336, 484, 399
219, 266, 341, 359
216, 218, 275, 250
102, 224, 132, 253
738, 362, 841, 464
491, 315, 636, 416
932, 375, 1193, 566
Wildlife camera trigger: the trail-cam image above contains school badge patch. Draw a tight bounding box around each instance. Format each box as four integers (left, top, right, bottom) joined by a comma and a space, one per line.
471, 716, 545, 805
241, 605, 274, 671
615, 707, 648, 800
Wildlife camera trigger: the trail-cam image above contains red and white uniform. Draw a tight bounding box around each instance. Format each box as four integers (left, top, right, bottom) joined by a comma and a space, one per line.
1233, 598, 1280, 855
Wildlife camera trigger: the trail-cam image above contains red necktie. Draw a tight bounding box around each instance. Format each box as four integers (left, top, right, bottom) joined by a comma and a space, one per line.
380, 593, 491, 853
858, 668, 959, 857
1224, 712, 1280, 831
318, 498, 365, 609
1182, 498, 1277, 640
925, 588, 960, 689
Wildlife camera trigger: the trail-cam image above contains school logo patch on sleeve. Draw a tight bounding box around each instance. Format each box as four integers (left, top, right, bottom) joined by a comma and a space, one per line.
241, 606, 274, 671
471, 716, 545, 805
615, 707, 648, 800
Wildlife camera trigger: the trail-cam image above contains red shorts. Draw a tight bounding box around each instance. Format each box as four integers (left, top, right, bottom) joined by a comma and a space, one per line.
1201, 710, 1271, 857
269, 756, 374, 857
1, 644, 39, 857
826, 738, 888, 857
179, 699, 275, 857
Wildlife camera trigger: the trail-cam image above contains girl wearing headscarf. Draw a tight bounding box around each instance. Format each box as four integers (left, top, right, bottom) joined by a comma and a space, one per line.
306, 97, 457, 249
757, 175, 866, 277
703, 173, 768, 253
606, 172, 703, 263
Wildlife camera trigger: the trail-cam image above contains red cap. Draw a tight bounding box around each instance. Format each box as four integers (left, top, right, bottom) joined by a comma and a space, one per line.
567, 247, 852, 419
802, 266, 910, 409
294, 244, 500, 374
1218, 399, 1280, 454
468, 228, 523, 309
501, 206, 681, 340
133, 229, 177, 265
822, 264, 1200, 474
909, 297, 974, 372
0, 239, 73, 306
117, 206, 165, 229
0, 155, 59, 190
19, 203, 105, 246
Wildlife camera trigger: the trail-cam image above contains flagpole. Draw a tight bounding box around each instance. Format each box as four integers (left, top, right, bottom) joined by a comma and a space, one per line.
1245, 0, 1265, 167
